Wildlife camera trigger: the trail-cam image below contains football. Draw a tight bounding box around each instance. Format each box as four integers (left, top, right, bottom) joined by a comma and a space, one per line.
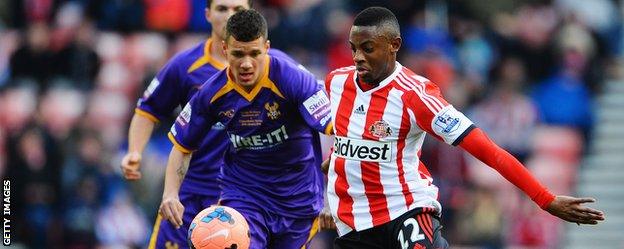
188, 206, 250, 249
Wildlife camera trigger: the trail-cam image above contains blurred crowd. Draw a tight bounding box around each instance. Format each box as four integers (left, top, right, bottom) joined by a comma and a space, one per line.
0, 0, 622, 248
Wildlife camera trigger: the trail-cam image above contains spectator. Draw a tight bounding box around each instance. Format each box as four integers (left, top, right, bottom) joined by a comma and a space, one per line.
469, 57, 537, 161
95, 191, 150, 247
5, 125, 64, 247
53, 20, 101, 91
9, 22, 55, 91
87, 0, 144, 32
456, 186, 504, 248
531, 22, 596, 141
494, 4, 559, 83
9, 0, 60, 29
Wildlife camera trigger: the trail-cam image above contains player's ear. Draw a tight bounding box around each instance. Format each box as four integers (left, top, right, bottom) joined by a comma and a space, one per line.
265, 39, 270, 51
222, 39, 228, 52
390, 36, 401, 53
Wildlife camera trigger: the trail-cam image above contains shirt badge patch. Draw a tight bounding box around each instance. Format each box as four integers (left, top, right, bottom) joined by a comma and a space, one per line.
434, 110, 460, 134
265, 102, 281, 120
369, 120, 392, 138
219, 109, 235, 118
143, 78, 160, 99
176, 103, 192, 126
303, 90, 330, 118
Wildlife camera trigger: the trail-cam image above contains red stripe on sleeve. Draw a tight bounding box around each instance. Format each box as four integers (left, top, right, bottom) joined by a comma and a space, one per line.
399, 72, 450, 142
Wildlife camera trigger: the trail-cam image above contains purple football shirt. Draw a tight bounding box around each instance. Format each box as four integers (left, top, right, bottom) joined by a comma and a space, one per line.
169, 55, 332, 217
136, 39, 300, 195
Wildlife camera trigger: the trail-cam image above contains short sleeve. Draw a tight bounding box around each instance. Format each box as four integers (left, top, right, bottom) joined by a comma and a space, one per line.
168, 89, 215, 153
268, 48, 308, 72
277, 59, 333, 135
404, 76, 474, 145
136, 58, 185, 122
299, 85, 333, 135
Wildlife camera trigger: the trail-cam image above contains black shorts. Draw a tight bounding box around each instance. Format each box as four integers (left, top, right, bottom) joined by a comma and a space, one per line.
334, 207, 449, 249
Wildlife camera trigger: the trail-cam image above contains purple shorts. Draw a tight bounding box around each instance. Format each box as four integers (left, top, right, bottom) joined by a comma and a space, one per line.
220, 198, 319, 249
147, 191, 219, 249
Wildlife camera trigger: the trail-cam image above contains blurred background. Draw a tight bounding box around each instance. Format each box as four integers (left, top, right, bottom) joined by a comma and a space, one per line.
0, 0, 623, 248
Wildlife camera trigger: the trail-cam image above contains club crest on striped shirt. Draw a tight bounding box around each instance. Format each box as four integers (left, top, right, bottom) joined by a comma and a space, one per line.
369, 120, 392, 138
265, 102, 281, 120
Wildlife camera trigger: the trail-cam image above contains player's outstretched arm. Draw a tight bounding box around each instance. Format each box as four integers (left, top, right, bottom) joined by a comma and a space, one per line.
121, 113, 156, 180
458, 128, 605, 224
159, 147, 191, 229
545, 196, 604, 224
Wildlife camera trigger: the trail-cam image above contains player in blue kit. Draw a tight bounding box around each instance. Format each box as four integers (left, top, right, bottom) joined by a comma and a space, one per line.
119, 1, 301, 248
161, 9, 333, 249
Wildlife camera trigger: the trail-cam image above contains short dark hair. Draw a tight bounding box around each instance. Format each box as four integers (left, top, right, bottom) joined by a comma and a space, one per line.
206, 0, 252, 9
353, 7, 401, 38
225, 9, 268, 42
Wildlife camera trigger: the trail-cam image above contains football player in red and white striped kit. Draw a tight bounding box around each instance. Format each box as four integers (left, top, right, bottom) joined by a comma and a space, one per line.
322, 7, 605, 249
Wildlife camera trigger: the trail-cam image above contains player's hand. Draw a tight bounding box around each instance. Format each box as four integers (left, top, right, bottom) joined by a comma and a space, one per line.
321, 158, 330, 174
159, 195, 185, 229
545, 196, 605, 225
121, 151, 142, 180
319, 209, 336, 230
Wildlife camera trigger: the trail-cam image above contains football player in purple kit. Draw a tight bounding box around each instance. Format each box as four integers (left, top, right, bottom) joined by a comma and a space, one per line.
161, 9, 333, 249
120, 1, 301, 248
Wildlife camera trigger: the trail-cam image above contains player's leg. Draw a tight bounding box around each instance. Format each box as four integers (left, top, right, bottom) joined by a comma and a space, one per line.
148, 192, 216, 249
269, 216, 319, 249
219, 198, 270, 249
390, 208, 449, 249
333, 226, 386, 249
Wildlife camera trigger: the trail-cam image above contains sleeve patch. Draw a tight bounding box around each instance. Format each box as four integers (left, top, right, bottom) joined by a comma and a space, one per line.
170, 125, 177, 136
433, 109, 461, 134
176, 103, 192, 126
143, 78, 160, 99
303, 90, 331, 120
431, 106, 474, 145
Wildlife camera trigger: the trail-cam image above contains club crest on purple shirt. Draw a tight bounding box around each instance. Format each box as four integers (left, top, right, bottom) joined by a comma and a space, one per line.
219, 109, 235, 118
265, 102, 281, 120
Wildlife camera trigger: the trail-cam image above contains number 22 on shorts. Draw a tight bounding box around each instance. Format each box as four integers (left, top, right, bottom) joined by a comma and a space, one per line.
397, 218, 425, 249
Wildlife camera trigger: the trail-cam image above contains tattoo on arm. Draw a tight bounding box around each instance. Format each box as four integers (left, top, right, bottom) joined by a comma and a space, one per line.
176, 163, 188, 183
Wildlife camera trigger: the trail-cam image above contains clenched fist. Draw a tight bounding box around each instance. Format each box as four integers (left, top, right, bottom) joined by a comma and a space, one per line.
121, 151, 142, 180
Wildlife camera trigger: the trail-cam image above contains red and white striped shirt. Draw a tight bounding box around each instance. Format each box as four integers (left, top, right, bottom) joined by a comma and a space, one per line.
325, 62, 474, 235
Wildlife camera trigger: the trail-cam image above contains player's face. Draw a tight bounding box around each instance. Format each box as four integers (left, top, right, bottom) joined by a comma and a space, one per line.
349, 26, 400, 84
206, 0, 250, 40
224, 37, 270, 89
